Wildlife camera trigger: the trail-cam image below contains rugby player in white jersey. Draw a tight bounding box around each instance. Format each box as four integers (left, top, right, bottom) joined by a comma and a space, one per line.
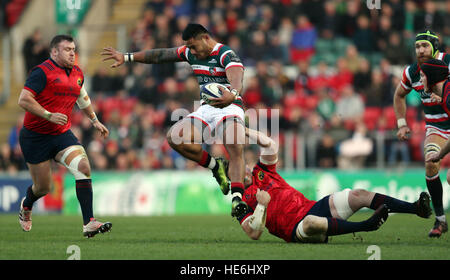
102, 23, 248, 217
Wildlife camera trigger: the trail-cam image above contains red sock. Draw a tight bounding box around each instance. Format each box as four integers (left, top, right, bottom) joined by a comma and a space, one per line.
198, 150, 211, 168
231, 182, 244, 195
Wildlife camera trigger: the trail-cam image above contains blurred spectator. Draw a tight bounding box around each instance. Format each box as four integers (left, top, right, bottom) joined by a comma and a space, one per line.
338, 122, 373, 169
246, 30, 271, 64
320, 1, 338, 39
415, 0, 445, 33
137, 77, 159, 105
338, 0, 361, 38
290, 15, 317, 63
330, 58, 353, 92
91, 68, 112, 95
316, 133, 337, 168
308, 61, 332, 92
242, 76, 262, 108
315, 87, 335, 122
363, 69, 384, 108
335, 84, 364, 122
294, 60, 312, 94
353, 15, 375, 54
353, 58, 372, 93
22, 28, 49, 74
343, 44, 364, 73
388, 140, 411, 167
384, 32, 411, 65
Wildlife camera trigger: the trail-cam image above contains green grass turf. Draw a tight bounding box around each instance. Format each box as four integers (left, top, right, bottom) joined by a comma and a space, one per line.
1, 212, 449, 260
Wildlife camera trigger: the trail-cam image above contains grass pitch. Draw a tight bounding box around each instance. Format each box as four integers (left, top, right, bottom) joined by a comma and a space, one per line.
1, 212, 449, 260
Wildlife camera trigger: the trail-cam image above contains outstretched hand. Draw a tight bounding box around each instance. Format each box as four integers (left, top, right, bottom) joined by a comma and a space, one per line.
92, 120, 109, 138
101, 47, 125, 68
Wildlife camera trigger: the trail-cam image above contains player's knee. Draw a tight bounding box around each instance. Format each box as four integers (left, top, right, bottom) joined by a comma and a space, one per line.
59, 146, 90, 180
301, 215, 322, 235
77, 159, 91, 178
225, 143, 244, 157
348, 189, 371, 207
349, 189, 369, 201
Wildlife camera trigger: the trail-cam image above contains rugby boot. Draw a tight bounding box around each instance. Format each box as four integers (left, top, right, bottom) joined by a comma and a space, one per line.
428, 218, 448, 238
83, 219, 112, 238
231, 196, 248, 217
415, 192, 432, 219
19, 198, 32, 232
212, 157, 230, 195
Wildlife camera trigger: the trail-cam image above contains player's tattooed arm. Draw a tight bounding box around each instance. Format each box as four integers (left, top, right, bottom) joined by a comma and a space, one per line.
101, 46, 182, 68
135, 48, 182, 64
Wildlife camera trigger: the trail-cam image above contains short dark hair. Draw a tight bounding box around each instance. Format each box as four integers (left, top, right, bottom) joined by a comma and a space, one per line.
50, 34, 74, 49
182, 23, 209, 41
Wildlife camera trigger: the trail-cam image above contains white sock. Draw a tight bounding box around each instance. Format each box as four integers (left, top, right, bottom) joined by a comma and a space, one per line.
232, 192, 242, 199
436, 215, 446, 222
208, 157, 216, 170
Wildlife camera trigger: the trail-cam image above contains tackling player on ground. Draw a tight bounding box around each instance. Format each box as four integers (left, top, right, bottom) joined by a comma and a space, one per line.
101, 23, 248, 217
421, 59, 450, 164
18, 35, 112, 238
235, 128, 432, 243
393, 30, 450, 237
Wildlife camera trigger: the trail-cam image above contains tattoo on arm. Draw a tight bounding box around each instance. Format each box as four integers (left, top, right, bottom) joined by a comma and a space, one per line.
143, 48, 180, 64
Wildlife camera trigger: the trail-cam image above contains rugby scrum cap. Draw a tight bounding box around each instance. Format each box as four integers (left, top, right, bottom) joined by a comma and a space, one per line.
416, 30, 440, 57
420, 59, 449, 87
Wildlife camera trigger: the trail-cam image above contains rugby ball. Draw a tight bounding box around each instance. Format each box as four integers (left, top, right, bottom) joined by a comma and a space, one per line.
200, 83, 225, 104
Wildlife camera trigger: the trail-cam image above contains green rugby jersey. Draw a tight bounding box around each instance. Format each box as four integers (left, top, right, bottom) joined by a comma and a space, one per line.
401, 52, 450, 131
177, 43, 244, 108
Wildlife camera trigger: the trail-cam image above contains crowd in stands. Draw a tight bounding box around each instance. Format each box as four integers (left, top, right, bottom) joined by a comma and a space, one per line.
2, 0, 450, 174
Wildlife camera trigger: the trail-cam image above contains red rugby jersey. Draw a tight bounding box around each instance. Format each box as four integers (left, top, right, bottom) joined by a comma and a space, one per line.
23, 59, 84, 135
240, 161, 316, 242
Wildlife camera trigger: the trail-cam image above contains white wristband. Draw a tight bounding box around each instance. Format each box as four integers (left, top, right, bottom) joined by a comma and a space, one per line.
90, 113, 98, 123
230, 89, 239, 99
124, 53, 134, 62
397, 118, 407, 128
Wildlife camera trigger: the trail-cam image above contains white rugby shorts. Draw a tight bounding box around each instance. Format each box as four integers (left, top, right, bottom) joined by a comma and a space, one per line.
186, 103, 245, 136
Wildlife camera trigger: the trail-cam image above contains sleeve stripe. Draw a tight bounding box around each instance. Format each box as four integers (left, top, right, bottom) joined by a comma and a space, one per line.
225, 63, 244, 70
400, 81, 411, 90
404, 66, 412, 85
23, 86, 37, 96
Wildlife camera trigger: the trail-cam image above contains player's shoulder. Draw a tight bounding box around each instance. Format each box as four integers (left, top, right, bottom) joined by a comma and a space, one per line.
72, 64, 83, 74
35, 59, 54, 72
217, 44, 232, 54
402, 62, 420, 81
438, 52, 450, 65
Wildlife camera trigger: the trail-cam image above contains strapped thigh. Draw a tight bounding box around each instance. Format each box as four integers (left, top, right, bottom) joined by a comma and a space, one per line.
331, 188, 353, 220
58, 145, 89, 180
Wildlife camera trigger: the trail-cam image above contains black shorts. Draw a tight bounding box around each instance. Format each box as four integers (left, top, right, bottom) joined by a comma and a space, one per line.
291, 195, 332, 242
19, 127, 81, 164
